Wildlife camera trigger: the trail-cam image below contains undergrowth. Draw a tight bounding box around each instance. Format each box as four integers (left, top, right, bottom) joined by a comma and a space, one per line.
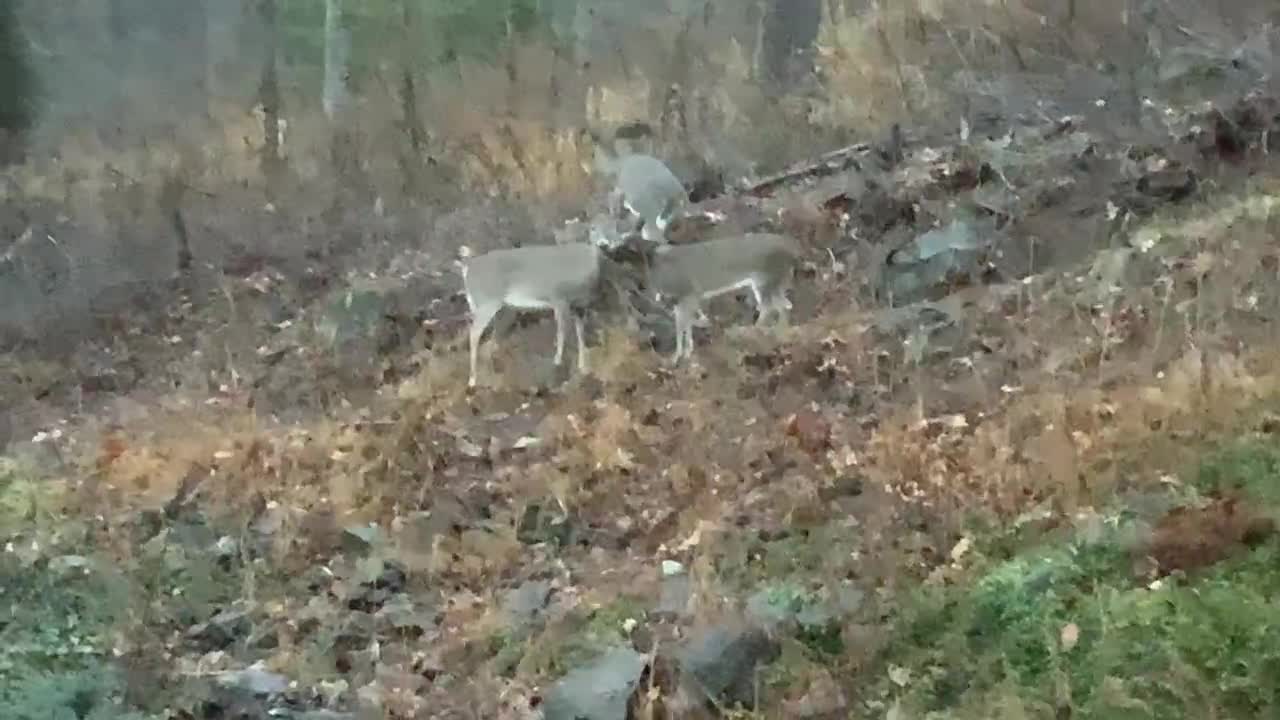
871, 437, 1280, 718
3, 154, 1280, 716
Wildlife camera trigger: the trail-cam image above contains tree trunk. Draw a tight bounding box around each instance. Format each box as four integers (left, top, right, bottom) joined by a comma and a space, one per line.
762, 0, 821, 86
544, 0, 579, 126
161, 0, 209, 119
658, 9, 697, 140
572, 1, 592, 73
257, 0, 284, 194
108, 0, 128, 48
323, 0, 352, 120
324, 0, 368, 218
205, 0, 249, 106
190, 0, 209, 101
397, 0, 428, 196
750, 0, 767, 82
572, 2, 602, 126
160, 175, 192, 285
0, 1, 36, 164
504, 3, 520, 115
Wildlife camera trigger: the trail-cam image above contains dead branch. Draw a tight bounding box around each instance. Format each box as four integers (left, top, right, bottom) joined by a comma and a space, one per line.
741, 141, 871, 197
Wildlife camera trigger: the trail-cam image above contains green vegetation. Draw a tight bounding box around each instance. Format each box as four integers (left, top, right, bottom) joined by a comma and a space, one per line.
5, 667, 145, 720
279, 0, 558, 82
0, 461, 256, 719
0, 535, 139, 719
870, 439, 1280, 718
0, 0, 38, 145
504, 595, 648, 678
1196, 437, 1280, 505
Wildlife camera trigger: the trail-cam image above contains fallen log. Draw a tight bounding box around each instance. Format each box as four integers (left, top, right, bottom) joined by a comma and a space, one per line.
741, 141, 872, 197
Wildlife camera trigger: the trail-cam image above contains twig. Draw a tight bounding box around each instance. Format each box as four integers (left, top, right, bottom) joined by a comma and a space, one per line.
741, 142, 871, 197
105, 164, 217, 199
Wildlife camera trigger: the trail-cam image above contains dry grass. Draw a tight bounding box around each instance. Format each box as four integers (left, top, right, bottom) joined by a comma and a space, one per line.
589, 323, 655, 385
8, 172, 1280, 716
4, 15, 1280, 713
3, 0, 1271, 250
43, 181, 1280, 536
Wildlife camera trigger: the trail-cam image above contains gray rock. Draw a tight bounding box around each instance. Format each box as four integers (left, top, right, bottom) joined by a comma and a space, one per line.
833, 584, 866, 616
186, 607, 252, 651
677, 622, 779, 709
0, 229, 74, 344
375, 593, 437, 634
313, 282, 395, 349
883, 218, 991, 304
892, 219, 981, 264
47, 555, 91, 574
292, 712, 356, 720
783, 668, 849, 719
745, 583, 862, 634
516, 503, 575, 546
745, 586, 802, 630
655, 571, 691, 619
251, 503, 288, 537
542, 646, 647, 720
0, 410, 11, 451
310, 272, 441, 374
502, 579, 552, 628
175, 524, 221, 560
342, 524, 383, 555
5, 439, 67, 479
216, 664, 289, 696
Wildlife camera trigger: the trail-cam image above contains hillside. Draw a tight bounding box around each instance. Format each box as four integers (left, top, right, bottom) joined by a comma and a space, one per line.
4, 76, 1280, 720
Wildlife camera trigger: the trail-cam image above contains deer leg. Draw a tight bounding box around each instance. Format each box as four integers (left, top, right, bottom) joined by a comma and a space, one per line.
468, 301, 503, 388
552, 304, 569, 366
574, 311, 588, 374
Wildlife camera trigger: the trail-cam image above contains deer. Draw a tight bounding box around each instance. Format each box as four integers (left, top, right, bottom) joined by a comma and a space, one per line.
588, 135, 689, 244
645, 233, 802, 363
460, 242, 604, 388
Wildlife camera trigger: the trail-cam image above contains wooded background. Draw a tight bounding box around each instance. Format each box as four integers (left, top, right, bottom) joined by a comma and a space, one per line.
1, 0, 1276, 350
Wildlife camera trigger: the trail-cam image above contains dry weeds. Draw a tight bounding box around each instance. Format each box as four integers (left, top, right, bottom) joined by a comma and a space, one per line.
50, 179, 1280, 568
5, 170, 1280, 716
4, 11, 1280, 710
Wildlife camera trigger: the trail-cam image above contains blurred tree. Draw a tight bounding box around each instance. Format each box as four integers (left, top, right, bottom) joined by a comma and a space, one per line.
108, 0, 129, 46
277, 0, 555, 81
325, 0, 371, 218
0, 0, 37, 164
258, 0, 285, 193
323, 0, 351, 119
396, 0, 429, 194
762, 0, 821, 86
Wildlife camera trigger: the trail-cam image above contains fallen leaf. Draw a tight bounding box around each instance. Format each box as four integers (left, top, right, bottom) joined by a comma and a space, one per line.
96, 433, 128, 471
1061, 622, 1080, 651
785, 410, 832, 454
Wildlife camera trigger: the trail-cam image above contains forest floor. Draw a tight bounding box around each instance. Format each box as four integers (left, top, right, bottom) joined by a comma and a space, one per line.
4, 89, 1280, 719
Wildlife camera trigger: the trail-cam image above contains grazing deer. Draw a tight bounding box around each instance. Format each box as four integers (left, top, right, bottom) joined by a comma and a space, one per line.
461, 243, 604, 388
645, 233, 802, 363
591, 145, 689, 244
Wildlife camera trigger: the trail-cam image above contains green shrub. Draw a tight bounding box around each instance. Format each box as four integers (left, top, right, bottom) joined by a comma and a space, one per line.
0, 2, 37, 163
874, 454, 1280, 719
1195, 438, 1280, 504
4, 667, 146, 720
